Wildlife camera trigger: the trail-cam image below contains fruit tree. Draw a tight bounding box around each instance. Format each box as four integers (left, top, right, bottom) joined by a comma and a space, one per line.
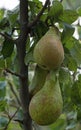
0, 0, 81, 130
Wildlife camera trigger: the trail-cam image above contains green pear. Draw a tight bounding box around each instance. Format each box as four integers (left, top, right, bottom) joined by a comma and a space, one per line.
29, 71, 63, 125
33, 26, 64, 70
29, 65, 48, 97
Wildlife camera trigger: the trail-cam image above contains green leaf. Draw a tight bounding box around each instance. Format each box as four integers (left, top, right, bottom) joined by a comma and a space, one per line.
59, 9, 78, 24
25, 51, 34, 64
0, 81, 6, 89
17, 108, 24, 119
77, 7, 81, 16
62, 0, 81, 10
78, 74, 81, 82
5, 57, 13, 68
65, 54, 77, 71
0, 58, 5, 69
0, 9, 5, 20
0, 117, 8, 128
66, 123, 76, 130
64, 37, 75, 50
71, 80, 81, 105
77, 107, 81, 121
70, 41, 81, 65
67, 111, 77, 120
78, 26, 81, 40
0, 17, 10, 29
59, 68, 71, 85
29, 0, 42, 14
61, 23, 75, 44
8, 122, 22, 130
0, 100, 7, 111
68, 57, 77, 71
0, 81, 6, 100
50, 114, 67, 130
48, 1, 63, 21
0, 56, 13, 69
28, 0, 42, 21
7, 10, 19, 27
1, 39, 14, 59
32, 21, 48, 40
25, 47, 34, 64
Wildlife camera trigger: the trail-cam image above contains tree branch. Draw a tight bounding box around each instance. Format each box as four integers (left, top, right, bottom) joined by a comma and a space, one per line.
4, 68, 23, 78
0, 32, 12, 40
27, 0, 50, 29
8, 81, 21, 106
0, 32, 6, 37
60, 0, 63, 2
3, 108, 19, 130
78, 66, 81, 70
14, 119, 23, 124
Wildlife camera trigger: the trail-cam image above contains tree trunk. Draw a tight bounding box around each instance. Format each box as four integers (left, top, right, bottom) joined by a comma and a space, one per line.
16, 0, 32, 130
16, 41, 32, 130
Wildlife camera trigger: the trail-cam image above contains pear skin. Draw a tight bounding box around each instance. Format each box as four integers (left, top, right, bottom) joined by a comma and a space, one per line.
29, 71, 63, 125
29, 65, 48, 97
33, 26, 64, 70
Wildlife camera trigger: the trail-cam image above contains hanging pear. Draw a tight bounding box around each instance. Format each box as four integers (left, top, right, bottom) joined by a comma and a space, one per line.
29, 65, 48, 97
33, 26, 64, 70
29, 71, 63, 125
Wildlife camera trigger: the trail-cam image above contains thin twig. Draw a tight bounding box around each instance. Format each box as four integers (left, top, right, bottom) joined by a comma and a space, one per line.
0, 32, 6, 37
8, 81, 21, 105
5, 68, 23, 78
78, 67, 81, 70
27, 0, 50, 29
0, 32, 12, 40
14, 119, 23, 124
3, 108, 19, 130
9, 103, 19, 108
60, 0, 63, 2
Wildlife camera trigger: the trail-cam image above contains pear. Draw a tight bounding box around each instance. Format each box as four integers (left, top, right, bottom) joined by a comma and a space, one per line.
33, 26, 64, 70
29, 71, 63, 125
29, 65, 48, 97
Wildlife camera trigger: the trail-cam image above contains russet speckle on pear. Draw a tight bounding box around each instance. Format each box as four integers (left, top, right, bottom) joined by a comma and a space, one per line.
33, 26, 64, 70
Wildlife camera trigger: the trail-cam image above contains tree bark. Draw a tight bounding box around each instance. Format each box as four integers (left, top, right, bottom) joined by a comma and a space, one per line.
16, 0, 32, 130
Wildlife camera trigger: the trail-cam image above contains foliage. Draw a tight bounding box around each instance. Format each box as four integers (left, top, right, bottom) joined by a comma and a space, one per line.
0, 0, 81, 130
